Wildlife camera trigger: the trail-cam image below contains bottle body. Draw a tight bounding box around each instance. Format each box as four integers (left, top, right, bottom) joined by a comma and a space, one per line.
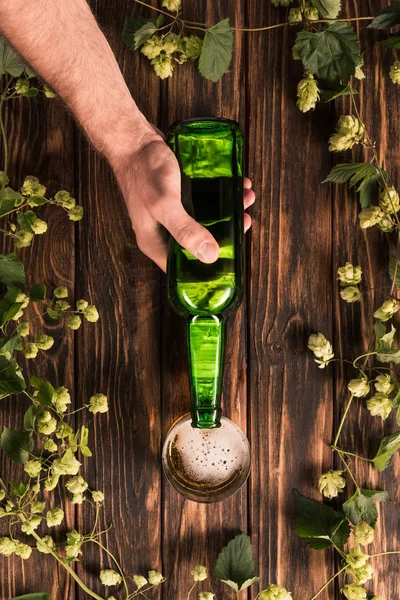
167, 118, 244, 428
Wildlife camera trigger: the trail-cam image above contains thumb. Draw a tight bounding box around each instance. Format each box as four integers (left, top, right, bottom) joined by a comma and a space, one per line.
158, 205, 220, 263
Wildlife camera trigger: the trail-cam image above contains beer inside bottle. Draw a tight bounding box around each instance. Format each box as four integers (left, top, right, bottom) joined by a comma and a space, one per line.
167, 118, 244, 429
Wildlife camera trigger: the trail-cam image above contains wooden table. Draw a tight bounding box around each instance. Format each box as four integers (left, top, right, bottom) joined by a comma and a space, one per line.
1, 0, 399, 598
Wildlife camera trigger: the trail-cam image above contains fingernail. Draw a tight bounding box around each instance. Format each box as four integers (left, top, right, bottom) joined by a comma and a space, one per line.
197, 241, 219, 263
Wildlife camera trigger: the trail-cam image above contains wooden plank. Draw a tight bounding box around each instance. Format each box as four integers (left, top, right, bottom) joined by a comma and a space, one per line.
160, 2, 248, 598
332, 2, 400, 598
246, 3, 334, 597
74, 1, 163, 598
0, 94, 76, 597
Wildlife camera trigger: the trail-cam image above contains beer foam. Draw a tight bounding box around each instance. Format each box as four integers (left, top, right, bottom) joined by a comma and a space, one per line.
167, 418, 250, 486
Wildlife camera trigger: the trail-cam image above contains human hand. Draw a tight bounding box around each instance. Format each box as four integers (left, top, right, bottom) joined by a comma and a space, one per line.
113, 130, 255, 272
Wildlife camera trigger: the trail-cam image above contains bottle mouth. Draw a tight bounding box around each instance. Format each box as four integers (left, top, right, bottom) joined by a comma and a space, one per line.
191, 408, 222, 429
162, 414, 251, 503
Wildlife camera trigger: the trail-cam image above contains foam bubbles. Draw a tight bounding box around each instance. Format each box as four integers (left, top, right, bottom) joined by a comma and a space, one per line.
163, 416, 250, 488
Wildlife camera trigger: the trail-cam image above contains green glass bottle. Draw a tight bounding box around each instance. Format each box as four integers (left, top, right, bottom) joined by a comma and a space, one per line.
167, 118, 244, 429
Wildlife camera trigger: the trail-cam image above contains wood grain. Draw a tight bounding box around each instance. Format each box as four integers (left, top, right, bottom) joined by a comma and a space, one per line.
246, 2, 335, 597
0, 1, 400, 599
0, 93, 76, 597
74, 0, 163, 598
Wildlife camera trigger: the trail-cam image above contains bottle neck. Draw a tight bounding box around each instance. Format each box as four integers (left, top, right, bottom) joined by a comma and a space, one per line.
187, 315, 225, 429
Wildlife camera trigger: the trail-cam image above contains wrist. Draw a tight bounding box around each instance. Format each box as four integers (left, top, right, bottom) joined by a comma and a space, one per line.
97, 108, 161, 170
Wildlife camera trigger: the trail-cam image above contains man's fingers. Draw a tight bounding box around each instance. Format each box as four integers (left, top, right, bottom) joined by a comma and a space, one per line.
135, 223, 168, 272
157, 204, 220, 264
244, 187, 255, 209
244, 213, 252, 233
244, 177, 252, 190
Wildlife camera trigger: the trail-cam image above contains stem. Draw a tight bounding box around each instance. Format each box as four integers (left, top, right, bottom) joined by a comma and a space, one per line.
90, 539, 129, 599
133, 0, 173, 18
332, 445, 372, 463
30, 532, 105, 600
0, 78, 12, 187
353, 352, 377, 369
334, 451, 360, 489
131, 0, 374, 31
391, 231, 400, 296
333, 393, 354, 447
187, 582, 197, 600
370, 550, 400, 558
308, 566, 347, 600
332, 542, 346, 559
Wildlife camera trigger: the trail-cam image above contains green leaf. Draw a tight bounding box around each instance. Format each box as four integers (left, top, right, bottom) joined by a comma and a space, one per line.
376, 347, 400, 364
80, 445, 92, 457
320, 85, 357, 102
373, 430, 400, 471
389, 256, 400, 288
28, 195, 48, 206
22, 87, 39, 97
343, 488, 389, 526
46, 307, 62, 320
0, 331, 21, 355
357, 173, 382, 208
393, 389, 400, 408
37, 381, 55, 406
0, 254, 25, 290
11, 594, 51, 600
17, 210, 37, 232
24, 65, 36, 78
322, 163, 385, 208
198, 19, 233, 83
375, 323, 396, 351
311, 0, 341, 19
0, 354, 26, 395
215, 533, 259, 592
296, 22, 359, 84
368, 2, 400, 29
0, 39, 25, 77
122, 17, 155, 49
80, 425, 89, 447
1, 427, 34, 463
133, 22, 157, 50
322, 163, 374, 185
396, 406, 400, 426
11, 481, 28, 497
0, 187, 24, 216
0, 197, 18, 217
30, 376, 43, 389
30, 283, 46, 302
382, 32, 400, 48
0, 286, 23, 327
294, 490, 350, 550
156, 14, 165, 28
24, 405, 38, 431
374, 321, 400, 363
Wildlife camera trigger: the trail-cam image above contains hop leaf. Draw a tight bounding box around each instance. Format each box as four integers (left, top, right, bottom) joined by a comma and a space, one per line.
198, 19, 233, 83
311, 0, 341, 19
214, 533, 259, 592
296, 22, 359, 84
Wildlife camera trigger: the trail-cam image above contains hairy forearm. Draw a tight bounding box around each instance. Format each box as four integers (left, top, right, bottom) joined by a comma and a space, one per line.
0, 0, 156, 164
